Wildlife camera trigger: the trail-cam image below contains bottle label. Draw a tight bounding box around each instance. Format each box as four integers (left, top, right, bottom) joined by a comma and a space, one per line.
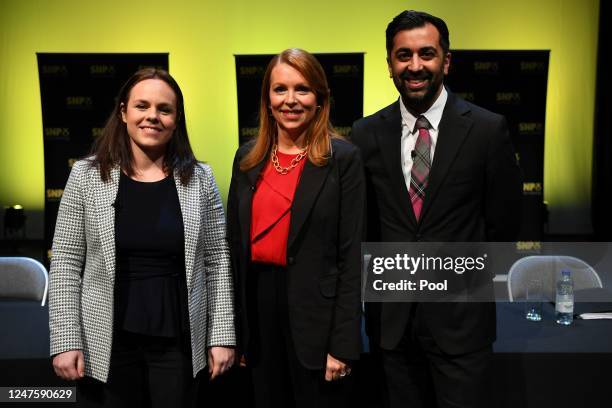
556, 296, 574, 313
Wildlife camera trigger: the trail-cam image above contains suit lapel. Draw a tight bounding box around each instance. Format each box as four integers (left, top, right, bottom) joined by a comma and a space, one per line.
94, 166, 120, 282
420, 92, 473, 221
376, 102, 417, 228
238, 160, 266, 255
288, 158, 331, 249
174, 169, 200, 290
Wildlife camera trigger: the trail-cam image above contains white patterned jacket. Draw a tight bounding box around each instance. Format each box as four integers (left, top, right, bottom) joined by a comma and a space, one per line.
49, 159, 235, 382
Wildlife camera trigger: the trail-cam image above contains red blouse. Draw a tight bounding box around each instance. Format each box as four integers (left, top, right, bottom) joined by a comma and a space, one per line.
250, 151, 306, 266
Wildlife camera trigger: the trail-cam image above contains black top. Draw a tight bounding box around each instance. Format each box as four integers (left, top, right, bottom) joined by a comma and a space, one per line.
114, 172, 189, 338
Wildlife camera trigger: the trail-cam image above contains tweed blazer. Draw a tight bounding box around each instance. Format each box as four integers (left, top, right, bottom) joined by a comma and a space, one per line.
49, 159, 235, 383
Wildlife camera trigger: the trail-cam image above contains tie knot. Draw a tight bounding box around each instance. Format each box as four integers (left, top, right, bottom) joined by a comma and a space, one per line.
414, 116, 431, 131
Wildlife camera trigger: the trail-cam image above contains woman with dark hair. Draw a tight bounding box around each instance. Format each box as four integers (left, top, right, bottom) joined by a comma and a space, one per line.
49, 68, 235, 407
227, 49, 365, 407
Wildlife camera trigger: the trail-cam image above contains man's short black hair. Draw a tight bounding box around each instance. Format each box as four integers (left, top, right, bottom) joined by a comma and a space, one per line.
386, 10, 450, 56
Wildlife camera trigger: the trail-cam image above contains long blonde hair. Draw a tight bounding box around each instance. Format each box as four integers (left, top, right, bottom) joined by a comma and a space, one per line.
240, 48, 339, 171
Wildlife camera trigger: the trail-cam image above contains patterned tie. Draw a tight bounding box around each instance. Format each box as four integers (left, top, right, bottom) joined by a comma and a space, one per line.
409, 115, 432, 221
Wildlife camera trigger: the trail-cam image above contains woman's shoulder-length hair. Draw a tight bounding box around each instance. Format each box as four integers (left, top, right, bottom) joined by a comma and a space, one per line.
240, 48, 341, 172
90, 67, 197, 185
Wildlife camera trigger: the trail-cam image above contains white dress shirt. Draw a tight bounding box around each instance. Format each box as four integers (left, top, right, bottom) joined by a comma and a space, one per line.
400, 87, 448, 193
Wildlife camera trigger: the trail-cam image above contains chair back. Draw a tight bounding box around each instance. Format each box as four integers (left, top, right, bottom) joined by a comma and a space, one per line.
0, 257, 48, 306
507, 255, 602, 301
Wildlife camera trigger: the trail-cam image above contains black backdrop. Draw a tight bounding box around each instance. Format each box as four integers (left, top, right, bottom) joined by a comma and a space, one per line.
592, 0, 612, 240
235, 53, 364, 145
37, 53, 169, 265
446, 50, 550, 242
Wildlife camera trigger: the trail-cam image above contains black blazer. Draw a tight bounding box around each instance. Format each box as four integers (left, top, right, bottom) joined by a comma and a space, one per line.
351, 91, 522, 355
227, 138, 365, 369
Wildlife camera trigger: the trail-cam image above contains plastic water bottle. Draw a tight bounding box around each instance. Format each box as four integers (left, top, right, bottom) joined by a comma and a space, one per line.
555, 270, 574, 325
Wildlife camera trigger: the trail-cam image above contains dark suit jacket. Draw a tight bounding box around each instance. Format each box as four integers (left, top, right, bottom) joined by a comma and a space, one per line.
227, 138, 365, 369
351, 91, 522, 355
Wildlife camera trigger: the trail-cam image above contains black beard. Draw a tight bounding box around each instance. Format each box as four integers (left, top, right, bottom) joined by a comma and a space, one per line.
395, 71, 441, 114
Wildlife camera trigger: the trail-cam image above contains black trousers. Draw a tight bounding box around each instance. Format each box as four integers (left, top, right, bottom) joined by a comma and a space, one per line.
247, 263, 353, 408
77, 331, 195, 408
378, 305, 493, 408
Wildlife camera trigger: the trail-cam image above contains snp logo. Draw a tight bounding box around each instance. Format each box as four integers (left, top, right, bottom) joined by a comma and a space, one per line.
520, 61, 546, 73
46, 188, 64, 201
90, 64, 116, 77
44, 128, 70, 140
240, 127, 258, 138
240, 66, 265, 77
523, 182, 542, 195
516, 241, 542, 252
66, 96, 93, 109
518, 122, 543, 135
496, 92, 521, 104
335, 127, 351, 137
41, 65, 68, 76
332, 65, 359, 76
456, 92, 475, 102
473, 62, 499, 74
92, 128, 104, 138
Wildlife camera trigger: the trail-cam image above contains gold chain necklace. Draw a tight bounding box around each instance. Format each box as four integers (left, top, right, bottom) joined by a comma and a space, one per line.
271, 144, 308, 175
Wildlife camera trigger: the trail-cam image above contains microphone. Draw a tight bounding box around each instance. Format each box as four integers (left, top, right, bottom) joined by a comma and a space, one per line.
250, 175, 261, 192
411, 150, 416, 159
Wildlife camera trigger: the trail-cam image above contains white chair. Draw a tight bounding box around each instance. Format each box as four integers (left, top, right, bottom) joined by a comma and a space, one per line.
507, 255, 602, 302
0, 257, 48, 306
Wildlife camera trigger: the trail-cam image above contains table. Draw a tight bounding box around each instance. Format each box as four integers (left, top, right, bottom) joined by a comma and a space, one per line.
1, 300, 611, 407
493, 301, 611, 408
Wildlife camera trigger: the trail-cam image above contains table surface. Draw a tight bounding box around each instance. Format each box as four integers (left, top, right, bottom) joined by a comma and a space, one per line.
2, 300, 612, 359
0, 300, 49, 359
494, 300, 612, 353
